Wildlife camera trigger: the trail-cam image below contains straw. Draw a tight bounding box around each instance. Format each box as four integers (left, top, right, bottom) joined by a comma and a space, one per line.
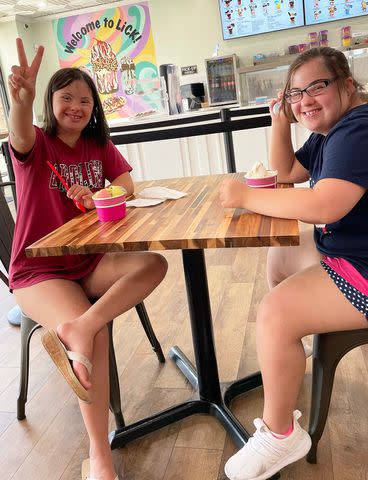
46, 161, 87, 213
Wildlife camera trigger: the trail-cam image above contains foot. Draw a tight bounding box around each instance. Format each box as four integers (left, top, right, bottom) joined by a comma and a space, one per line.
224, 410, 311, 480
82, 455, 118, 480
57, 320, 94, 390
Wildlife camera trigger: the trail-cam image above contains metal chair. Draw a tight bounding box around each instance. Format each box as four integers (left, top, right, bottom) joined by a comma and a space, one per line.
307, 328, 368, 463
0, 180, 165, 425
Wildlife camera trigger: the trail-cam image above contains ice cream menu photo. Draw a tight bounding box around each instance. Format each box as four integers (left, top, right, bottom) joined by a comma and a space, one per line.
53, 2, 161, 120
219, 0, 305, 39
305, 0, 368, 25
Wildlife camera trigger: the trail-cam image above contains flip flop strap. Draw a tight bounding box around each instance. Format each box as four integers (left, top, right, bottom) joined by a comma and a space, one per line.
66, 350, 93, 375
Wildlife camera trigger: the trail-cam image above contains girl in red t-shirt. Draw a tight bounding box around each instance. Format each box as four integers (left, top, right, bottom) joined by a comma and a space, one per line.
9, 38, 167, 480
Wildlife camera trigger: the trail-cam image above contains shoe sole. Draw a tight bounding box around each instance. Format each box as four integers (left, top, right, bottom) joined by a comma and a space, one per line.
82, 457, 119, 479
81, 458, 90, 480
225, 434, 312, 480
42, 330, 91, 404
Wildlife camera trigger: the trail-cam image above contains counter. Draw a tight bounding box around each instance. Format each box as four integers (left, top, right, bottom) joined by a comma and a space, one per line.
107, 105, 310, 181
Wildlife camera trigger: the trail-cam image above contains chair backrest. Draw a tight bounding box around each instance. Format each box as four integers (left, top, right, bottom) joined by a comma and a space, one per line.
0, 181, 15, 286
1, 142, 16, 207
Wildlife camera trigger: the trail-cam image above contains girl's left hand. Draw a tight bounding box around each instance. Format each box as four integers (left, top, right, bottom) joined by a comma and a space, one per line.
219, 179, 248, 209
67, 184, 94, 210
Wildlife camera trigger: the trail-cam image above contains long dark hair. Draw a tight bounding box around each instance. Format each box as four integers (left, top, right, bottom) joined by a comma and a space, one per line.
281, 47, 367, 121
43, 68, 109, 145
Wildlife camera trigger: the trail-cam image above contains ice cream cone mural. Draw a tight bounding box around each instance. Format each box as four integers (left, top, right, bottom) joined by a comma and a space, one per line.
91, 39, 119, 94
120, 56, 136, 95
52, 2, 160, 120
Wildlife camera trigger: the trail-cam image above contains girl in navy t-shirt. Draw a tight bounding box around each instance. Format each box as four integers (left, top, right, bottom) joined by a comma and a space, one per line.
220, 47, 368, 480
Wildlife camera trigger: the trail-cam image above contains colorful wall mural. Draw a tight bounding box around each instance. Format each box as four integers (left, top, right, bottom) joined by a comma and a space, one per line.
53, 2, 164, 120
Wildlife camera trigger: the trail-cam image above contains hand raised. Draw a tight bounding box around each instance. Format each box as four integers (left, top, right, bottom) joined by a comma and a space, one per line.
8, 37, 44, 106
269, 90, 287, 120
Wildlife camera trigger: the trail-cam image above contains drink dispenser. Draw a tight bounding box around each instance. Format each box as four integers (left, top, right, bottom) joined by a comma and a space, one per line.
159, 64, 183, 115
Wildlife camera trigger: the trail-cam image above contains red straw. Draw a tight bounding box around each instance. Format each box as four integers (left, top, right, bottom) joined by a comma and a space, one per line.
47, 161, 86, 213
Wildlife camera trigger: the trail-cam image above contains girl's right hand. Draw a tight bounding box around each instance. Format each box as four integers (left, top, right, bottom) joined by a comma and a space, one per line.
8, 38, 44, 107
269, 91, 288, 123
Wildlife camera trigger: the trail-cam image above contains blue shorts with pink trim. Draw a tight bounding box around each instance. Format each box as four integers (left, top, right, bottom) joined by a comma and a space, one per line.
321, 256, 368, 320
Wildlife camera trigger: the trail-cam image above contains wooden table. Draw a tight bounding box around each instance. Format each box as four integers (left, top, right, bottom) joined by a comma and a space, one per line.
27, 173, 299, 455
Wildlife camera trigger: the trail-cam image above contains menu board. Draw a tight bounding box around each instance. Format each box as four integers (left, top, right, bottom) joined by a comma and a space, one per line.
218, 0, 305, 40
305, 0, 368, 25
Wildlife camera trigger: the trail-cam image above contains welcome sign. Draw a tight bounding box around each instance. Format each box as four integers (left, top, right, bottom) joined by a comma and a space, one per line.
53, 2, 160, 120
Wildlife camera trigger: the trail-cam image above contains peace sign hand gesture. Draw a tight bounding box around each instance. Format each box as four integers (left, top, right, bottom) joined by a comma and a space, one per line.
8, 37, 44, 107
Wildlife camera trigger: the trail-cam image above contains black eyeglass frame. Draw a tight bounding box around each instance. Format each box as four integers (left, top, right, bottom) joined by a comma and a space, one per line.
284, 77, 339, 104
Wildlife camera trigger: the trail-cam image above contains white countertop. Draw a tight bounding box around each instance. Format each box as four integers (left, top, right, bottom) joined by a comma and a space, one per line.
108, 103, 270, 130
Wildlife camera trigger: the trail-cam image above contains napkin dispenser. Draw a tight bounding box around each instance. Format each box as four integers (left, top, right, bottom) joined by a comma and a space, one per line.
180, 83, 205, 110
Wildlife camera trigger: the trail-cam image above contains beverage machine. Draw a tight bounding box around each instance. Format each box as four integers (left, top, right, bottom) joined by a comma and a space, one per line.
205, 54, 240, 106
159, 64, 183, 115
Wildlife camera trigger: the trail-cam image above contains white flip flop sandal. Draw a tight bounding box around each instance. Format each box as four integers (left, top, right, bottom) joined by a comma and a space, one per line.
82, 458, 118, 479
42, 329, 92, 403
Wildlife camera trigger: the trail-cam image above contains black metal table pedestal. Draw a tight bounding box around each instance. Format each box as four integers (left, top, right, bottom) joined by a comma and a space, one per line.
109, 249, 280, 479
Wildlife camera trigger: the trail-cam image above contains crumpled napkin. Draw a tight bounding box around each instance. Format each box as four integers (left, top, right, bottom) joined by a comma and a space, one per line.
126, 186, 187, 208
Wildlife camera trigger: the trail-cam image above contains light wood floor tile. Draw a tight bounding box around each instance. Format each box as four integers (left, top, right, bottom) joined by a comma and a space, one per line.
163, 447, 223, 480
0, 247, 367, 479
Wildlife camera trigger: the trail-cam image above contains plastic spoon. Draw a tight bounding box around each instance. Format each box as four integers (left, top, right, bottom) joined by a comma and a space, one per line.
46, 161, 87, 213
272, 102, 281, 114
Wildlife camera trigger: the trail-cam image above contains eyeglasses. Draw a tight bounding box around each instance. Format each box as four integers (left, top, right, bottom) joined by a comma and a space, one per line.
284, 77, 339, 104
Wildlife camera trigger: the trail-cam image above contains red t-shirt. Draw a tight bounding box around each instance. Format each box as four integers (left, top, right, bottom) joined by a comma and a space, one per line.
9, 126, 132, 290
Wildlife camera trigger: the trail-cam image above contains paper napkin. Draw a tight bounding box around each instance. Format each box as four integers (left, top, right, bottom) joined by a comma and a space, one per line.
137, 187, 187, 200
126, 198, 165, 207
126, 186, 187, 208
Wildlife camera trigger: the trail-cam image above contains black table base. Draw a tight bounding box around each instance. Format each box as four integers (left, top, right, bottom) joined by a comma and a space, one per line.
109, 249, 280, 479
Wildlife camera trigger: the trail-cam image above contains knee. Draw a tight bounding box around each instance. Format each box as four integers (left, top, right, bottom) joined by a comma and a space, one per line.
145, 253, 168, 281
257, 289, 289, 337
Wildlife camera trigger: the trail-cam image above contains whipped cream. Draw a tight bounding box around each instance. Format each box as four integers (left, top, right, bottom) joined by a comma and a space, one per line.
245, 162, 276, 179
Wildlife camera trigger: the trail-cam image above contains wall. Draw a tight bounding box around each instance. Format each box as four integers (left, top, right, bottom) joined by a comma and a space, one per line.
1, 0, 368, 120
0, 21, 19, 99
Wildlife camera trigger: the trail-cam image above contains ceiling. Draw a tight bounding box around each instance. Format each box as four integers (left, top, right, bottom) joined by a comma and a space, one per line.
0, 0, 125, 20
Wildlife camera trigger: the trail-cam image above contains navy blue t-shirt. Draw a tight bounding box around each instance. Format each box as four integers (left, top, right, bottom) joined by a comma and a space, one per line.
295, 103, 368, 279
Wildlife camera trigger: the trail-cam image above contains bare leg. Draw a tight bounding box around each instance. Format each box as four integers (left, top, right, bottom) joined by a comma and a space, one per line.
266, 226, 322, 289
15, 280, 115, 479
55, 251, 167, 388
15, 251, 167, 480
257, 264, 367, 434
267, 226, 322, 354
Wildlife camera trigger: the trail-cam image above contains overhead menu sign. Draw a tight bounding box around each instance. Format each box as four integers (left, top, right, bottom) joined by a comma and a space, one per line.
304, 0, 368, 25
219, 0, 305, 40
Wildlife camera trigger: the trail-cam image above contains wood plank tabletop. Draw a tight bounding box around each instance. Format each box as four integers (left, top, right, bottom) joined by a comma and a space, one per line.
26, 173, 299, 258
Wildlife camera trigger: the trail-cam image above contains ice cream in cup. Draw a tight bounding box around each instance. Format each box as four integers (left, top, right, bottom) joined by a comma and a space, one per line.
92, 185, 127, 222
244, 162, 278, 188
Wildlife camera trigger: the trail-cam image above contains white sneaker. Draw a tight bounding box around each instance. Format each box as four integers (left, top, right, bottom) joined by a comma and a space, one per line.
224, 410, 311, 480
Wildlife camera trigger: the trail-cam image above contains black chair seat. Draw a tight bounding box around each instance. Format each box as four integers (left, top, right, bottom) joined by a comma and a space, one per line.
307, 328, 368, 463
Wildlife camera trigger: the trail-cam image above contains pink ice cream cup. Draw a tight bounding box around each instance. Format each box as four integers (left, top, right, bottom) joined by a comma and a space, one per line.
92, 192, 127, 222
244, 171, 278, 188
